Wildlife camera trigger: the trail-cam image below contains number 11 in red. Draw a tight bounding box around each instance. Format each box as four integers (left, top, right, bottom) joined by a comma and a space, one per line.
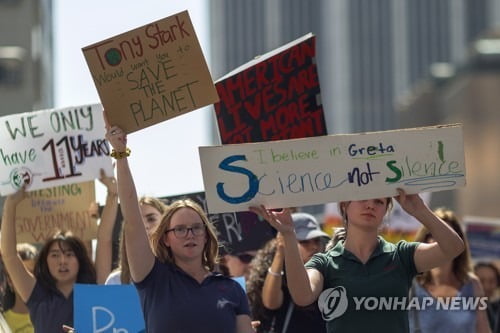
42, 136, 82, 181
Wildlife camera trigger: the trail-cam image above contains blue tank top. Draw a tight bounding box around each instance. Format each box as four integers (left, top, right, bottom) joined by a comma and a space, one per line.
409, 280, 476, 333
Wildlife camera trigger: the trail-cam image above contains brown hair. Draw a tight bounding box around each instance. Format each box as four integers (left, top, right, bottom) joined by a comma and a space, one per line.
414, 208, 472, 285
246, 238, 279, 330
150, 199, 219, 271
116, 226, 131, 284
474, 262, 500, 286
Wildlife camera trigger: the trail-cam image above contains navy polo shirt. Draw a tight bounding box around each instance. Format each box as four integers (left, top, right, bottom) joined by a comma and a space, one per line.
135, 259, 251, 333
27, 281, 74, 333
305, 237, 420, 333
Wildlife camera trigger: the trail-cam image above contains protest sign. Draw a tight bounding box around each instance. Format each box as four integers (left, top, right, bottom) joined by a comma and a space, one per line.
74, 284, 145, 333
464, 216, 500, 260
0, 104, 112, 196
214, 33, 326, 143
14, 181, 97, 243
82, 10, 219, 134
163, 191, 274, 254
199, 124, 466, 213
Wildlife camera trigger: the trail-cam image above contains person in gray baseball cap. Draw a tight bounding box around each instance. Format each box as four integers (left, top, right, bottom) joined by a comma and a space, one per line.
250, 212, 330, 333
292, 212, 330, 263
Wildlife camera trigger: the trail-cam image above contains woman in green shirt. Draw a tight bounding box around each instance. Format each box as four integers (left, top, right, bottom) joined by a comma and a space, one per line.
250, 190, 465, 333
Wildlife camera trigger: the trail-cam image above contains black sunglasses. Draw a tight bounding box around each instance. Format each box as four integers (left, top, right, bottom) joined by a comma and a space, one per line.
236, 253, 254, 264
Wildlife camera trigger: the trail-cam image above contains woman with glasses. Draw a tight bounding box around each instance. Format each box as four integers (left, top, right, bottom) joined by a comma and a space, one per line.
105, 125, 255, 333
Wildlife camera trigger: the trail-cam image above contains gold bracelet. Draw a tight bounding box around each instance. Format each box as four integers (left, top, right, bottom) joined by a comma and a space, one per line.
267, 268, 283, 277
110, 148, 130, 159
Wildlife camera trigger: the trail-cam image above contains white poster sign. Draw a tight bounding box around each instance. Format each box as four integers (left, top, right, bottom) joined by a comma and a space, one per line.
0, 104, 113, 196
199, 124, 466, 213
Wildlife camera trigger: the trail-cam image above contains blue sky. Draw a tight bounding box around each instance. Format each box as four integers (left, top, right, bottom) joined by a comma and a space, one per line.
53, 0, 212, 203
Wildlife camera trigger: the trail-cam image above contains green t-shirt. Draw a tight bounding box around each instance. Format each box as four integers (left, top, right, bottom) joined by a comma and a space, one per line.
305, 237, 419, 333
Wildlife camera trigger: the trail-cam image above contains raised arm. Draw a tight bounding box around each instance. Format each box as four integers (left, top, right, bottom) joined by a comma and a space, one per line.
261, 233, 285, 310
94, 168, 119, 284
249, 206, 323, 306
0, 189, 36, 302
395, 189, 465, 273
105, 124, 154, 282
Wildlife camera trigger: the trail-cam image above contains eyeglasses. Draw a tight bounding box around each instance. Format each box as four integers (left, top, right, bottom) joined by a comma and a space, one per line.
166, 223, 206, 238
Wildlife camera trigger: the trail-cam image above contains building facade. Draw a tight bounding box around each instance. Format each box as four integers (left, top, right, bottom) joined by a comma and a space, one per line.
0, 0, 53, 213
209, 0, 499, 133
0, 0, 53, 117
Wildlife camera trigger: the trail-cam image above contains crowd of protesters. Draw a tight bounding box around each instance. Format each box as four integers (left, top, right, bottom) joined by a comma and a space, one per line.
0, 129, 498, 332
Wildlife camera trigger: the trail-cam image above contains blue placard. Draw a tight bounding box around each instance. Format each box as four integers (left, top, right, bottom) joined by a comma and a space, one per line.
74, 284, 145, 333
232, 276, 246, 292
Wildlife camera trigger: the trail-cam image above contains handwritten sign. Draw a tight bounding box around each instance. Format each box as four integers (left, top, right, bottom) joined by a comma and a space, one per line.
214, 33, 326, 143
14, 181, 96, 243
199, 124, 466, 213
74, 284, 145, 333
0, 104, 113, 196
163, 191, 274, 254
82, 10, 219, 134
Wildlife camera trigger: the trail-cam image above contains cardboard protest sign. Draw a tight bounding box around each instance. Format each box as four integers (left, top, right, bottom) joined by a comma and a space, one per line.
0, 104, 113, 196
163, 191, 274, 254
82, 10, 219, 134
214, 33, 326, 143
464, 216, 500, 260
74, 284, 145, 333
199, 124, 466, 213
14, 181, 96, 243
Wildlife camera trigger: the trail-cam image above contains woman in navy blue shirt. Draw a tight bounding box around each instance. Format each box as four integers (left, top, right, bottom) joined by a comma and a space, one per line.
106, 125, 255, 333
1, 170, 117, 332
1, 190, 96, 332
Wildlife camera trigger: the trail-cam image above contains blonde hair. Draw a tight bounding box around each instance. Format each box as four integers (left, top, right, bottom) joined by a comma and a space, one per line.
116, 196, 168, 284
150, 199, 219, 271
138, 196, 168, 215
